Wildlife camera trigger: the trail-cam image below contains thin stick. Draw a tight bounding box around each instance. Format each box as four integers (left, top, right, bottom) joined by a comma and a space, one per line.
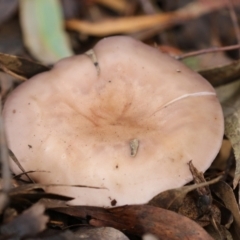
176, 44, 240, 60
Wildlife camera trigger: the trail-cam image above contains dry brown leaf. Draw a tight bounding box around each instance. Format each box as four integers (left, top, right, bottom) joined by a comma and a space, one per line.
148, 175, 222, 211
149, 172, 221, 228
205, 224, 233, 240
178, 194, 221, 227
211, 181, 240, 238
0, 52, 49, 80
66, 1, 239, 36
6, 182, 107, 210
52, 205, 214, 240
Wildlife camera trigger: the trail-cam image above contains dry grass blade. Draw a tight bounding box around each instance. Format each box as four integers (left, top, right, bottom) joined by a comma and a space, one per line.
66, 1, 239, 36
11, 192, 73, 204
66, 13, 174, 36
9, 183, 104, 197
0, 63, 27, 81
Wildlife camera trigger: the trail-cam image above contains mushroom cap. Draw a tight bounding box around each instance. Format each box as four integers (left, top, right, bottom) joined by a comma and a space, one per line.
3, 36, 224, 207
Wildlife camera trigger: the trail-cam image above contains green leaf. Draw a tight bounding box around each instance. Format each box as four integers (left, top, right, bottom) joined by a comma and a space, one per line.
20, 0, 73, 64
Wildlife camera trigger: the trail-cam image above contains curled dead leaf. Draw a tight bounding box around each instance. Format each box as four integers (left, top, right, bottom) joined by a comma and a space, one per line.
52, 205, 214, 240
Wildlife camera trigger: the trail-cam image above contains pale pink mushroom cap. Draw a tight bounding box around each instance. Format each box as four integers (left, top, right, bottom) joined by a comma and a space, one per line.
3, 36, 224, 207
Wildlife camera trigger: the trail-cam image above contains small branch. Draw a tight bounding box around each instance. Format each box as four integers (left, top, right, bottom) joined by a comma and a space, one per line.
176, 44, 240, 60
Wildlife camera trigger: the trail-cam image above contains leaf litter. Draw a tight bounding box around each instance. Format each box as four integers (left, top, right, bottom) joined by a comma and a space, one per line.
2, 0, 240, 239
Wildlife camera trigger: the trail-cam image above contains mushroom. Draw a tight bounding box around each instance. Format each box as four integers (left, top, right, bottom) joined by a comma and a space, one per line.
3, 36, 224, 207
